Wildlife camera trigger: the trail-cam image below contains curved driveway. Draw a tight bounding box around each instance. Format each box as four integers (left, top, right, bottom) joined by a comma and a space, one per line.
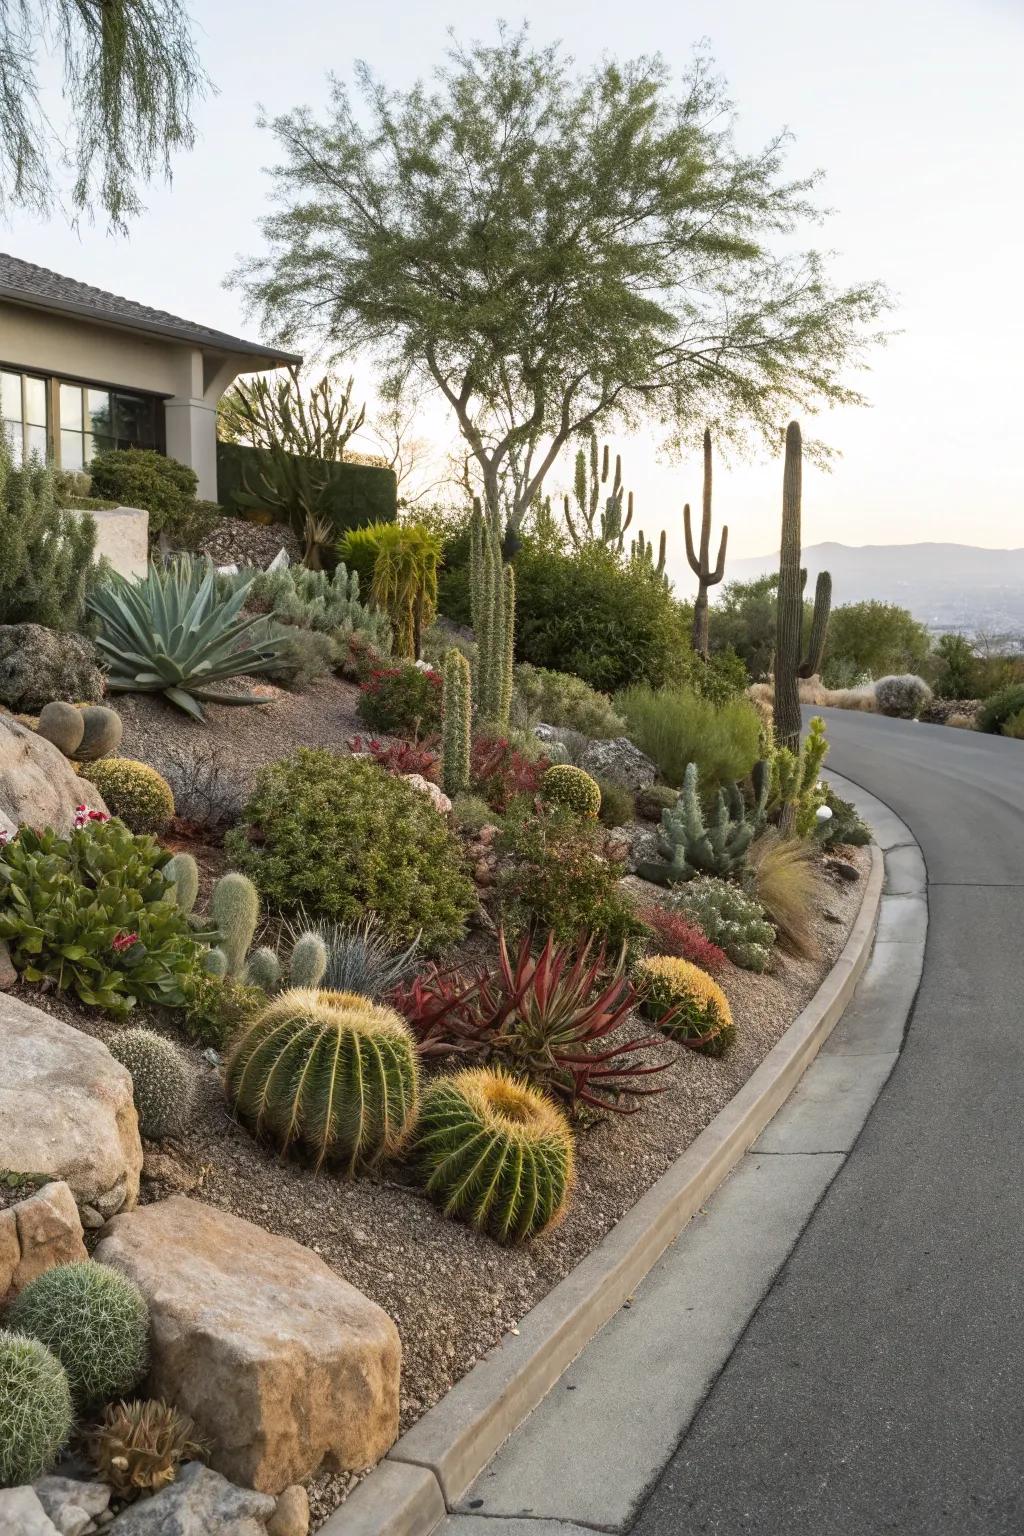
633, 708, 1024, 1535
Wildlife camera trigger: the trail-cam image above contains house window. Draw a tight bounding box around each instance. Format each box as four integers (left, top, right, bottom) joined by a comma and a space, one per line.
1, 369, 48, 465
58, 382, 159, 470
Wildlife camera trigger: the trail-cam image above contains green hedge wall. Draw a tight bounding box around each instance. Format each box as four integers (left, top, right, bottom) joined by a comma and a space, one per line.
216, 443, 397, 536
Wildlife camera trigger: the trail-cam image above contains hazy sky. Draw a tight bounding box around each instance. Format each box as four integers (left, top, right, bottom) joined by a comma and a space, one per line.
2, 0, 1021, 587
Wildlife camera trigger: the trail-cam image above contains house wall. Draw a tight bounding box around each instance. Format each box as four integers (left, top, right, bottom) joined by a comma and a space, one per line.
0, 301, 249, 498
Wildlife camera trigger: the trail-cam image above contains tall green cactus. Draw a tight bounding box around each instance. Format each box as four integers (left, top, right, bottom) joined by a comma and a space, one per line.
564, 434, 635, 551
684, 429, 728, 658
773, 423, 832, 750
206, 871, 326, 991
442, 648, 472, 797
470, 497, 515, 729
636, 760, 769, 886
632, 528, 668, 581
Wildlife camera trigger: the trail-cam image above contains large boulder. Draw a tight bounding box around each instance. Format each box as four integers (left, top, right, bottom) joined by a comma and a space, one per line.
0, 715, 108, 838
0, 1181, 88, 1300
95, 1197, 402, 1494
578, 735, 658, 791
0, 624, 104, 712
105, 1462, 275, 1534
0, 995, 141, 1218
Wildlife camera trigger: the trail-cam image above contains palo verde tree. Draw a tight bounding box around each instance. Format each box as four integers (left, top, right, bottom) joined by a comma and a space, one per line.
236, 29, 888, 533
0, 0, 208, 225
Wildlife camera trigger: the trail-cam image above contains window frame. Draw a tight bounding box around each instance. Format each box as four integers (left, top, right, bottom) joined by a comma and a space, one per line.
0, 362, 167, 468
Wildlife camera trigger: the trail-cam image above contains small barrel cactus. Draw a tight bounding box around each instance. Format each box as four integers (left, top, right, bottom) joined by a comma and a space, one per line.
0, 1331, 74, 1485
636, 954, 734, 1056
164, 852, 199, 916
416, 1067, 575, 1244
36, 700, 86, 756
7, 1262, 150, 1409
873, 674, 932, 719
211, 872, 261, 977
82, 758, 175, 834
107, 1027, 196, 1140
77, 704, 124, 761
225, 988, 420, 1173
541, 763, 602, 819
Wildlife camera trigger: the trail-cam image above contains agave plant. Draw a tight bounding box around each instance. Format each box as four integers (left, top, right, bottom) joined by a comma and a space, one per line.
87, 556, 292, 721
391, 930, 674, 1115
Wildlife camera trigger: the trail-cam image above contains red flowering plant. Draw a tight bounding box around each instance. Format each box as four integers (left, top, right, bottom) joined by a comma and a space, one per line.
470, 735, 549, 812
640, 904, 728, 974
357, 665, 442, 737
348, 735, 441, 784
390, 928, 675, 1116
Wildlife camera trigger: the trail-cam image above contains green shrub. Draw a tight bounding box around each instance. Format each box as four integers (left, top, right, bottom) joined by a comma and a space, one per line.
513, 541, 690, 692
637, 954, 734, 1055
617, 685, 762, 791
107, 1028, 196, 1140
225, 750, 475, 949
8, 1263, 149, 1409
178, 970, 266, 1049
513, 663, 625, 738
0, 1332, 73, 1485
0, 819, 202, 1013
1003, 708, 1024, 740
541, 764, 601, 819
0, 431, 97, 628
239, 561, 392, 653
635, 783, 679, 822
357, 664, 442, 736
416, 1067, 575, 1245
498, 801, 647, 953
81, 758, 175, 834
273, 626, 339, 689
670, 877, 775, 972
595, 776, 635, 828
680, 647, 750, 705
819, 785, 872, 848
451, 793, 496, 834
88, 449, 198, 540
978, 684, 1024, 735
225, 988, 420, 1173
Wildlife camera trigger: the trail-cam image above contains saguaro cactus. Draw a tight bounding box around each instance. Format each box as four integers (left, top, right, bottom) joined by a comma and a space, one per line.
799, 571, 832, 678
684, 430, 728, 657
469, 497, 515, 729
774, 423, 833, 752
632, 528, 668, 581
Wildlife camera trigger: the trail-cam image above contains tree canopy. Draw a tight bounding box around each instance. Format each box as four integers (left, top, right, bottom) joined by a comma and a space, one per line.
237, 28, 889, 529
0, 0, 208, 225
824, 600, 931, 680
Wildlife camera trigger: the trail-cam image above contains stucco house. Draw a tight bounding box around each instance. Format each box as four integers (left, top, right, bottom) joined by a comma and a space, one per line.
0, 253, 299, 500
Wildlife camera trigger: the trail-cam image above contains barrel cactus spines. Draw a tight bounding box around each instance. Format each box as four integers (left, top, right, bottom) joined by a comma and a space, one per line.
225, 988, 420, 1174
76, 704, 123, 761
470, 497, 515, 731
636, 760, 768, 886
684, 429, 729, 658
36, 700, 86, 756
442, 648, 472, 798
541, 764, 602, 819
242, 945, 282, 992
637, 955, 734, 1056
8, 1263, 150, 1410
288, 931, 328, 990
799, 571, 833, 679
416, 1068, 575, 1245
164, 852, 199, 916
107, 1027, 196, 1141
210, 871, 261, 976
0, 1331, 74, 1485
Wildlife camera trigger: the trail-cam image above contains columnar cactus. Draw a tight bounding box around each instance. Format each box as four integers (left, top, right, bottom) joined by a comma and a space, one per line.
631, 528, 667, 580
684, 430, 728, 658
800, 571, 833, 679
416, 1068, 575, 1244
636, 760, 768, 885
209, 871, 261, 976
470, 498, 515, 729
288, 930, 329, 989
442, 648, 472, 798
773, 422, 832, 751
164, 852, 199, 916
107, 1027, 196, 1140
225, 988, 420, 1173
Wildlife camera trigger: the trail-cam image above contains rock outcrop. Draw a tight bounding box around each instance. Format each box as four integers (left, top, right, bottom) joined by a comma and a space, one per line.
0, 1181, 88, 1299
0, 714, 108, 838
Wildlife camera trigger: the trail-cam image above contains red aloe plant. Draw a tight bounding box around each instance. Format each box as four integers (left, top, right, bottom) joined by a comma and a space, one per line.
390, 929, 675, 1115
348, 735, 442, 783
641, 904, 728, 974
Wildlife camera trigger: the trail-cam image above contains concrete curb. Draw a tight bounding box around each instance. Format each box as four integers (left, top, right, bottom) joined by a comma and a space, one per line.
326, 842, 884, 1536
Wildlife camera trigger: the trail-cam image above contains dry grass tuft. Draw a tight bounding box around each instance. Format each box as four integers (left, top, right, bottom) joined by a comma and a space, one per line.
745, 832, 821, 958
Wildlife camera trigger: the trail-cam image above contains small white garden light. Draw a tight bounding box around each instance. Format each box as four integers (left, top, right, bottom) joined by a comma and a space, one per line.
815, 804, 834, 823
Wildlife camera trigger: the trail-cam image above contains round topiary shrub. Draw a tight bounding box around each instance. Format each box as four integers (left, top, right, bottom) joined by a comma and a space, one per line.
225, 987, 420, 1173
637, 954, 735, 1056
7, 1263, 149, 1409
416, 1067, 575, 1244
873, 674, 932, 720
88, 448, 197, 539
224, 750, 475, 949
978, 683, 1024, 735
541, 764, 602, 819
80, 758, 175, 833
0, 1331, 74, 1485
107, 1027, 196, 1140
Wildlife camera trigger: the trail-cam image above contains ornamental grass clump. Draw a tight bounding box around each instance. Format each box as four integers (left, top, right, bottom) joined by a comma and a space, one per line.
637, 955, 734, 1056
617, 685, 762, 791
0, 1332, 73, 1485
7, 1263, 149, 1409
81, 758, 175, 834
541, 763, 602, 819
225, 988, 420, 1173
107, 1028, 196, 1141
416, 1067, 575, 1244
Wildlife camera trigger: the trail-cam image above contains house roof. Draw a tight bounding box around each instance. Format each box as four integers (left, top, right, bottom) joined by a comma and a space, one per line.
0, 253, 301, 365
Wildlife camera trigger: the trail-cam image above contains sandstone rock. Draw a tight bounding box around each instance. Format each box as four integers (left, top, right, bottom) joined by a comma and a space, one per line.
0, 1206, 20, 1295
0, 625, 103, 713
7, 1181, 88, 1295
95, 1197, 402, 1494
0, 938, 18, 988
36, 702, 86, 758
33, 1475, 110, 1536
106, 1462, 275, 1535
578, 736, 657, 792
402, 773, 452, 816
0, 715, 109, 836
0, 1487, 60, 1534
268, 1485, 310, 1536
0, 996, 141, 1217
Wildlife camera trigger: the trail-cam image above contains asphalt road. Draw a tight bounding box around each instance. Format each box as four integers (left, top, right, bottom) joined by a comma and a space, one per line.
632, 707, 1024, 1536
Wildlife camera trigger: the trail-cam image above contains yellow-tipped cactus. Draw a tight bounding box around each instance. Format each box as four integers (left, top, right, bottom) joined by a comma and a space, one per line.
541, 764, 602, 819
416, 1068, 575, 1244
225, 989, 420, 1173
637, 954, 734, 1056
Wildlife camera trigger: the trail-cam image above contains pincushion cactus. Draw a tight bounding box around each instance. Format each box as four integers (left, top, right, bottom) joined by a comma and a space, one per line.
7, 1263, 150, 1409
0, 1331, 73, 1485
874, 674, 932, 719
107, 1027, 196, 1140
416, 1068, 575, 1244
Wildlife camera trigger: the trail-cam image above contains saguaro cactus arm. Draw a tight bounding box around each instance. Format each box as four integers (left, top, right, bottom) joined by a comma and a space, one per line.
799, 571, 833, 678
684, 429, 729, 658
774, 420, 804, 754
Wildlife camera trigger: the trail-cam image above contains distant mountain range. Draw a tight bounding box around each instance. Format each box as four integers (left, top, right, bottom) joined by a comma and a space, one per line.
721, 542, 1024, 639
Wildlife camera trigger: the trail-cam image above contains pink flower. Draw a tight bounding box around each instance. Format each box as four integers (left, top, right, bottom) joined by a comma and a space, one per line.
74, 804, 109, 829
111, 932, 139, 954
